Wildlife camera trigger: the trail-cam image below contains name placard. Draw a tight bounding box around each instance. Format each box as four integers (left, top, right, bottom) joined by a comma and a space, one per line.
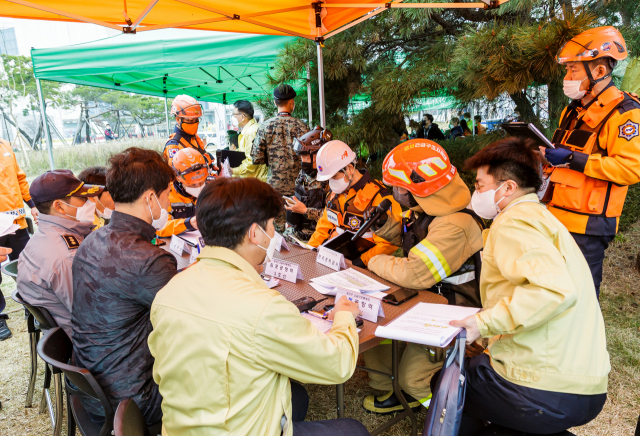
316, 246, 347, 271
264, 259, 304, 283
335, 288, 384, 323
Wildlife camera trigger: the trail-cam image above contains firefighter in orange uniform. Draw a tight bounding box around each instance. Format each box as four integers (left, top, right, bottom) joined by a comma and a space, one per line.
543, 26, 640, 299
307, 140, 402, 268
156, 148, 208, 237
164, 94, 216, 174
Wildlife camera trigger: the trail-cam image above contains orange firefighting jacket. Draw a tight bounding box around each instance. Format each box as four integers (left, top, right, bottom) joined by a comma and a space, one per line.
156, 181, 197, 238
164, 126, 214, 168
546, 85, 640, 235
307, 171, 402, 266
0, 139, 34, 229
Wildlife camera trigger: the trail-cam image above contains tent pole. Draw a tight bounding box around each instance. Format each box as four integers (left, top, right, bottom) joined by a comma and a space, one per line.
316, 42, 326, 128
164, 96, 170, 136
307, 62, 313, 126
36, 78, 55, 170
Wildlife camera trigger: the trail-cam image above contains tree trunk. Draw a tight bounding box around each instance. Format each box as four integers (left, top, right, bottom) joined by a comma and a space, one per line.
31, 116, 43, 151
1, 112, 34, 145
509, 89, 540, 127
548, 76, 567, 130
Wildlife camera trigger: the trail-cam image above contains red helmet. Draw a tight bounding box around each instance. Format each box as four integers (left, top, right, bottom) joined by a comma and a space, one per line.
170, 95, 203, 120
172, 148, 207, 187
382, 139, 456, 197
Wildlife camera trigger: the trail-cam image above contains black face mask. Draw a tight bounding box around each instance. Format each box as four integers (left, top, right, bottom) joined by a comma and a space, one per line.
393, 188, 418, 209
301, 161, 317, 178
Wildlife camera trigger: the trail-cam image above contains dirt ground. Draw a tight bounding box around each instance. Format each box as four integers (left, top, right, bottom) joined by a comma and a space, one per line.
1, 223, 639, 435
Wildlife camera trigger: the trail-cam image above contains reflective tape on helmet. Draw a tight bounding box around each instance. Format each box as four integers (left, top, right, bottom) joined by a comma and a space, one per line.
389, 168, 412, 184
410, 241, 452, 282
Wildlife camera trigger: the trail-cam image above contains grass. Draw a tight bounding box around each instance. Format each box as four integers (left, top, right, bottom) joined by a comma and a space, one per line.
1, 222, 640, 435
14, 139, 166, 179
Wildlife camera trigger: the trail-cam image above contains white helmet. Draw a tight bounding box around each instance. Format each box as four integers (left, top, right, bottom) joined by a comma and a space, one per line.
316, 140, 357, 181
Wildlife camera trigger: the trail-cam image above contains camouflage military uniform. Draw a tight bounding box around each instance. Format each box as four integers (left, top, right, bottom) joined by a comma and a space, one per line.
283, 170, 327, 242
251, 115, 309, 232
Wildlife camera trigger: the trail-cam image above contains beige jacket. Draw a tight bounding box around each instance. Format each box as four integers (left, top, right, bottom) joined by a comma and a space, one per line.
368, 174, 483, 290
148, 246, 359, 436
233, 118, 268, 181
476, 193, 610, 395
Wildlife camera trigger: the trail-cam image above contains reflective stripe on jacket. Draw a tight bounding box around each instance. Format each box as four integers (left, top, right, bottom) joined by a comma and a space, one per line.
0, 139, 33, 229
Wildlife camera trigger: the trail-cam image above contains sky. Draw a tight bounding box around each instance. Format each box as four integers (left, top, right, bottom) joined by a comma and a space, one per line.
0, 18, 120, 56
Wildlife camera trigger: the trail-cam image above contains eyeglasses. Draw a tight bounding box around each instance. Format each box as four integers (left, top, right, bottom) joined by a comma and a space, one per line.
474, 180, 505, 190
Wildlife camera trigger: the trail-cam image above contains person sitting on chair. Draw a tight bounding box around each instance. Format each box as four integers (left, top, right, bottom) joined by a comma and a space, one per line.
17, 170, 103, 338
449, 137, 610, 435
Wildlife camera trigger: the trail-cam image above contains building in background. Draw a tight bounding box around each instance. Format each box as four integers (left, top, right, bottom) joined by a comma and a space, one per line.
0, 26, 19, 56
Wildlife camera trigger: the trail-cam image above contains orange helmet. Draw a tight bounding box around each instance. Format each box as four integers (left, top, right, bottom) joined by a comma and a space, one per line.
557, 26, 627, 64
170, 95, 203, 120
382, 139, 456, 198
172, 148, 207, 187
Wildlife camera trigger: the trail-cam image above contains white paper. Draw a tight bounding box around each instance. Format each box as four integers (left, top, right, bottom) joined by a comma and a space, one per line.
189, 246, 199, 264
301, 313, 334, 333
169, 235, 188, 256
0, 213, 19, 237
316, 246, 347, 271
273, 232, 291, 252
309, 282, 338, 296
178, 231, 205, 249
334, 288, 384, 323
221, 157, 232, 178
375, 303, 480, 348
311, 268, 389, 293
286, 233, 315, 250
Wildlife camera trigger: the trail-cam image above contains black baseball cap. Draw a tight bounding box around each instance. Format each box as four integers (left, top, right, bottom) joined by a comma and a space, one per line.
30, 169, 104, 203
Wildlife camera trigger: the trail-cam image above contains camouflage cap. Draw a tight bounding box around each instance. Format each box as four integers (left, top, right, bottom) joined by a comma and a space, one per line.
30, 169, 104, 203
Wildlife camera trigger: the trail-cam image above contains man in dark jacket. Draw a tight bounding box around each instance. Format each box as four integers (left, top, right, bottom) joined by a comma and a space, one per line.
71, 147, 177, 427
417, 114, 445, 140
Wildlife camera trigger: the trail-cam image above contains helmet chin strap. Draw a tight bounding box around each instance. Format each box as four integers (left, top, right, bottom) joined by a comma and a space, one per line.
583, 61, 612, 93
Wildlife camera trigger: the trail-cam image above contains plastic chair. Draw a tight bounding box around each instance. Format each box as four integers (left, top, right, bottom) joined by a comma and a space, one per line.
1, 259, 18, 278
12, 289, 64, 436
38, 327, 114, 436
114, 399, 151, 436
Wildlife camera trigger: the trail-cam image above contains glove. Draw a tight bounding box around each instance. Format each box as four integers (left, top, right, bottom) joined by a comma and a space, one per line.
363, 207, 388, 230
545, 147, 573, 166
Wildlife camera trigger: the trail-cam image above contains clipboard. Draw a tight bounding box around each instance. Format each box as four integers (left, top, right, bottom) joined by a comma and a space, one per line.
501, 122, 555, 148
322, 231, 376, 261
215, 150, 246, 168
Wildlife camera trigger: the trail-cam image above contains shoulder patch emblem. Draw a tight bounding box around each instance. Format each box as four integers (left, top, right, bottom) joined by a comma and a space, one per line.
619, 120, 639, 141
168, 148, 179, 158
61, 235, 80, 250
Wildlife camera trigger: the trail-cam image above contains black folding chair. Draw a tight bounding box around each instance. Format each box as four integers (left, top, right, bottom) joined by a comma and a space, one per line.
11, 289, 64, 436
38, 327, 114, 436
114, 399, 150, 436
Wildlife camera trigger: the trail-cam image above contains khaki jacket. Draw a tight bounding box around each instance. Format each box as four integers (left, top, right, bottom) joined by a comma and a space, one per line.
476, 193, 610, 395
148, 246, 359, 436
0, 139, 33, 229
233, 119, 268, 181
368, 174, 483, 290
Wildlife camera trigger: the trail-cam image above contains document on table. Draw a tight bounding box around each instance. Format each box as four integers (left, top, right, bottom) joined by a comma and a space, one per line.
311, 268, 389, 293
0, 213, 20, 237
375, 303, 480, 348
177, 231, 204, 248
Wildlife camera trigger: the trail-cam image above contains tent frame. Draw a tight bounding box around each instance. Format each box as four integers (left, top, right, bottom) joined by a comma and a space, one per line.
30, 0, 508, 165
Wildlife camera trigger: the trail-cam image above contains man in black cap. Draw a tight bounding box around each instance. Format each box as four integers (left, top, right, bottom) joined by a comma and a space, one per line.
251, 84, 309, 232
17, 170, 103, 338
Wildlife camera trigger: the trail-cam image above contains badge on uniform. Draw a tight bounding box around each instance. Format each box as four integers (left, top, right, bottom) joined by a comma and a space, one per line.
61, 235, 80, 249
168, 148, 179, 158
619, 120, 639, 141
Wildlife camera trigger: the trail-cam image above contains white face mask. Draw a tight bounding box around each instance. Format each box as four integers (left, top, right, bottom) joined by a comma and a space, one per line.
147, 193, 169, 230
184, 185, 204, 198
256, 224, 277, 263
95, 198, 113, 219
470, 183, 506, 220
62, 200, 96, 223
329, 167, 352, 194
231, 116, 239, 128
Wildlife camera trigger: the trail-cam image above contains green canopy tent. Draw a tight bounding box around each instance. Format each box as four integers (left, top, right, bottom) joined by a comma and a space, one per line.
31, 29, 295, 168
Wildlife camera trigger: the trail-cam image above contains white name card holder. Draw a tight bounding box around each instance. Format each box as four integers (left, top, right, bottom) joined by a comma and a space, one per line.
335, 288, 385, 323
316, 246, 347, 271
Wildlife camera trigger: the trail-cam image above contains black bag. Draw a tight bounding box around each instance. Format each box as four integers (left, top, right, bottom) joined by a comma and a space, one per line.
422, 331, 467, 436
